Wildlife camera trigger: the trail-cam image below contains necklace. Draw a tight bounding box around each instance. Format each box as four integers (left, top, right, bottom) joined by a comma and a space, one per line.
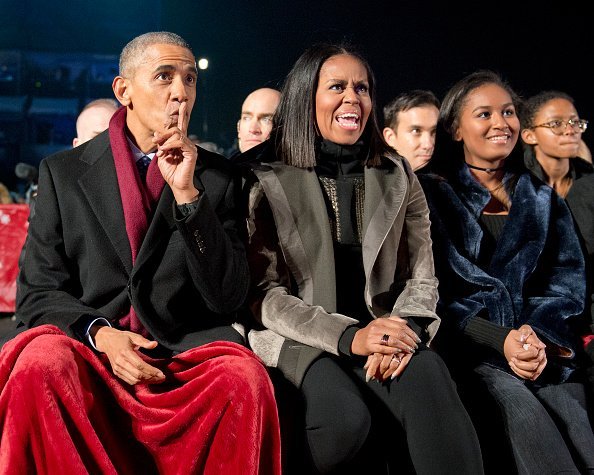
465, 162, 504, 173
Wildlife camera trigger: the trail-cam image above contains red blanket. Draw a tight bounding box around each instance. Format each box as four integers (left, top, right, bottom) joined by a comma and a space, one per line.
0, 325, 281, 474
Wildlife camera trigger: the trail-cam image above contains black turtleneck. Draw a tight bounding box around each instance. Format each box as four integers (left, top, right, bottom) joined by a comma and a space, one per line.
315, 140, 427, 355
314, 140, 369, 356
315, 140, 368, 325
315, 139, 367, 175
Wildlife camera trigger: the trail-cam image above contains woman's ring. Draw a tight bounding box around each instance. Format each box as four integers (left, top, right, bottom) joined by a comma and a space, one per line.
381, 334, 390, 345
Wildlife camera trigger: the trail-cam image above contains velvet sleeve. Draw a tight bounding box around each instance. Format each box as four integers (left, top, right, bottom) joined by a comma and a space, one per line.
519, 191, 586, 354
245, 182, 359, 356
391, 169, 440, 334
417, 174, 499, 333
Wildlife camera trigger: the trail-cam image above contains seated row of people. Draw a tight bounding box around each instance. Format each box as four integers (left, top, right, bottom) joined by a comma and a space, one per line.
233, 47, 594, 474
417, 71, 594, 474
377, 75, 594, 475
0, 31, 592, 474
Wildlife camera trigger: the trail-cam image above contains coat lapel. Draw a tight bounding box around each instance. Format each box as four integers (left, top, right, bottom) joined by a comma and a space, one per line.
255, 160, 407, 314
489, 174, 550, 288
134, 185, 175, 269
77, 132, 133, 273
362, 163, 406, 306
77, 137, 204, 275
254, 163, 336, 310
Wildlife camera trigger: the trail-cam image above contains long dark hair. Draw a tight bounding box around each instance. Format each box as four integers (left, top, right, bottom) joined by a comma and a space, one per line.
273, 42, 390, 168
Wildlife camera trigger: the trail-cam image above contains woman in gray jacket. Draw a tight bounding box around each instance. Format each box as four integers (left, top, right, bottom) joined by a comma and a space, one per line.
235, 43, 483, 475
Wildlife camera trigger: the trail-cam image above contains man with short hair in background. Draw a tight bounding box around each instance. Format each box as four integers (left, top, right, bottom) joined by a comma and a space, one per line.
72, 97, 119, 147
236, 87, 280, 153
383, 90, 440, 172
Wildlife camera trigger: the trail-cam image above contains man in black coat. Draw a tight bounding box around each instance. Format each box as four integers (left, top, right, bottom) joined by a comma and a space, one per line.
16, 32, 249, 374
1, 31, 280, 474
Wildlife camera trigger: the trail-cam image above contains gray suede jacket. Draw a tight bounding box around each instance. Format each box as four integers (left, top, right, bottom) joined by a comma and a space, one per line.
242, 150, 439, 385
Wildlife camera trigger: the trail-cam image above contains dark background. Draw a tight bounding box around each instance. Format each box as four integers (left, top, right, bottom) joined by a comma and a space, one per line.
0, 0, 592, 191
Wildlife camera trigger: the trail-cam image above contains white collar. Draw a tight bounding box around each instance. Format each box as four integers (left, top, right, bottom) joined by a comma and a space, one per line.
127, 137, 156, 162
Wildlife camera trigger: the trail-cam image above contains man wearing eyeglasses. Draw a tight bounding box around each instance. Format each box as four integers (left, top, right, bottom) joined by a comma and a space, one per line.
521, 90, 594, 396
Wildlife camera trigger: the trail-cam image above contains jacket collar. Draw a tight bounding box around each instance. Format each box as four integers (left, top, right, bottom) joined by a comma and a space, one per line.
76, 131, 176, 274
524, 147, 594, 182
253, 157, 405, 312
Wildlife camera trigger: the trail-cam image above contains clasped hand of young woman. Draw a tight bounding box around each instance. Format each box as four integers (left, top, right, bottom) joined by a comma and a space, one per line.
504, 324, 547, 381
351, 315, 421, 382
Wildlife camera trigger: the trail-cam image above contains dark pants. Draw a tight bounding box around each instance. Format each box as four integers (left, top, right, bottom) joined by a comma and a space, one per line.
474, 364, 594, 474
276, 346, 484, 475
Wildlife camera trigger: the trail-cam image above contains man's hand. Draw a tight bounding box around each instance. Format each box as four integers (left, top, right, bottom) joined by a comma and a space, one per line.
93, 326, 166, 385
152, 101, 200, 204
504, 324, 547, 381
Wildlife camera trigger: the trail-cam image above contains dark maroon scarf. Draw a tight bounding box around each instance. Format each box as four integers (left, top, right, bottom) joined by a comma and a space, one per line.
108, 106, 165, 335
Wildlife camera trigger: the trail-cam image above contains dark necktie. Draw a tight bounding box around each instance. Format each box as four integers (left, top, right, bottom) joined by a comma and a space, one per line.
137, 155, 151, 182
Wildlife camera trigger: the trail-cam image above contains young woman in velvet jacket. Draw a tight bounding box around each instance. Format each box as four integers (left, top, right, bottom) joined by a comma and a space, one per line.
419, 70, 594, 474
235, 43, 483, 474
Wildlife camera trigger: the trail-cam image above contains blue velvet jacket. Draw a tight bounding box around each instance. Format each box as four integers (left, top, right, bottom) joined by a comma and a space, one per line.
419, 165, 587, 382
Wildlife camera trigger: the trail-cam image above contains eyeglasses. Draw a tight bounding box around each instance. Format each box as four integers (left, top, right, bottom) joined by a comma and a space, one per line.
531, 119, 588, 135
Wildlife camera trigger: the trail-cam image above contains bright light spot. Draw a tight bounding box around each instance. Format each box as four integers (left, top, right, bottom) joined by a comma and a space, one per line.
198, 58, 209, 70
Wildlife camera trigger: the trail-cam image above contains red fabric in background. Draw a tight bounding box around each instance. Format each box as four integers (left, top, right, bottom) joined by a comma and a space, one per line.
583, 334, 594, 349
0, 325, 282, 474
0, 205, 29, 312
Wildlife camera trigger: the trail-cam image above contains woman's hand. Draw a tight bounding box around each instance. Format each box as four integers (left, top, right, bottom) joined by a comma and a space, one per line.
351, 315, 420, 357
504, 324, 547, 381
351, 315, 420, 383
364, 350, 413, 382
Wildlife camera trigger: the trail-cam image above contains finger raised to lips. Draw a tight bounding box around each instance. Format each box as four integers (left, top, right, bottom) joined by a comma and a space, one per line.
177, 102, 187, 133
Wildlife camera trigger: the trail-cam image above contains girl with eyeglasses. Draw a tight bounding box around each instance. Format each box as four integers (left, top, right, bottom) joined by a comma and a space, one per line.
418, 70, 594, 474
520, 90, 594, 400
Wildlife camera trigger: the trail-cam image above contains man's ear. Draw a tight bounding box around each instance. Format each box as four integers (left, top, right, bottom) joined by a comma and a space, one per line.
112, 76, 131, 106
72, 137, 80, 147
383, 127, 397, 148
521, 128, 537, 145
237, 120, 241, 135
